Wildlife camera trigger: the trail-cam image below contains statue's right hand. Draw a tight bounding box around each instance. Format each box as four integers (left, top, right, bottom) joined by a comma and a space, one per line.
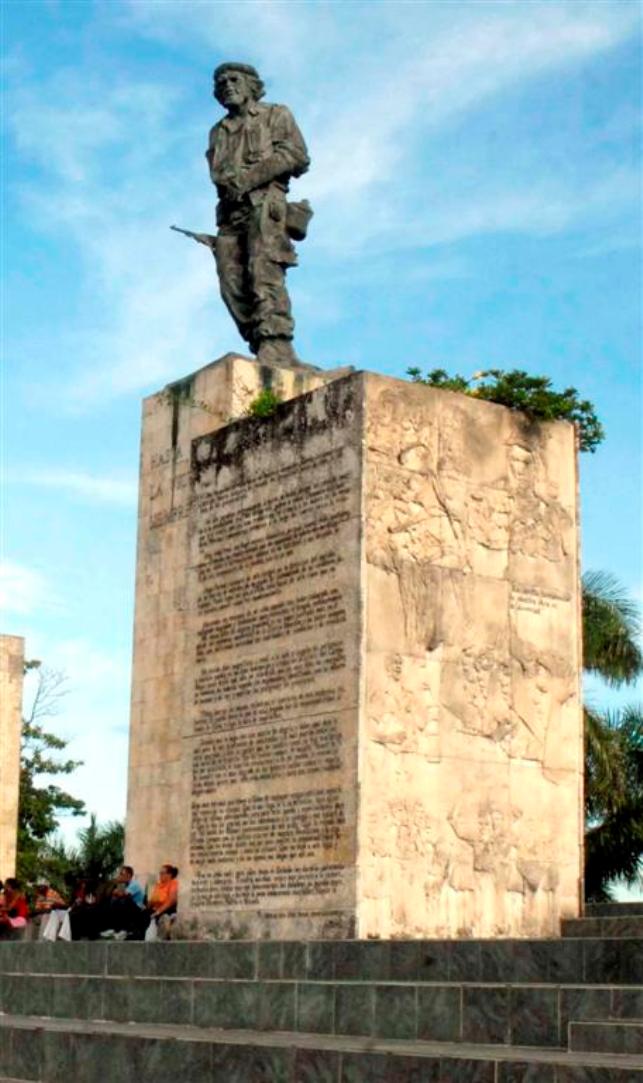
221, 180, 245, 203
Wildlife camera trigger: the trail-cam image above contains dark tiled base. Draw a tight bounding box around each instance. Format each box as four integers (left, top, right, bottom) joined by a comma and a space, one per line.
1, 936, 641, 986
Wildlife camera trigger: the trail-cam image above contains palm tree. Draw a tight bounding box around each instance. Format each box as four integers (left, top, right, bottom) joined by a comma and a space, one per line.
73, 815, 125, 884
583, 571, 642, 685
40, 815, 124, 895
582, 571, 643, 900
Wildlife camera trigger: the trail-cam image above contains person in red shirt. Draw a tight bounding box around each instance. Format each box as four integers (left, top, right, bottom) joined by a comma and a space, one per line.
0, 878, 29, 938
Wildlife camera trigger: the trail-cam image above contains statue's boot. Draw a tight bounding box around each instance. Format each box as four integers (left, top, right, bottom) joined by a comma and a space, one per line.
256, 337, 299, 368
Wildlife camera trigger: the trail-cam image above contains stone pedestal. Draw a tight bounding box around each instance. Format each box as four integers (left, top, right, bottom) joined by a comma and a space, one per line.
126, 363, 583, 938
0, 635, 24, 878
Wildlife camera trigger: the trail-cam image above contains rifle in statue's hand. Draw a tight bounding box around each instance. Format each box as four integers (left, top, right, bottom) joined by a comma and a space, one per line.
170, 225, 217, 250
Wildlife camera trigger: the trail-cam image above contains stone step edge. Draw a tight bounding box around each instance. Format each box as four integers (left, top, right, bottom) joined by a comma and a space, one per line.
2, 1013, 643, 1071
1, 973, 642, 991
566, 915, 643, 922
563, 918, 643, 931
569, 1020, 643, 1030
2, 936, 642, 946
586, 903, 643, 915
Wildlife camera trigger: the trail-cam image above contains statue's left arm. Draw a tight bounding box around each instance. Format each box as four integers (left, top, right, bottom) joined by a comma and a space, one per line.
239, 105, 310, 193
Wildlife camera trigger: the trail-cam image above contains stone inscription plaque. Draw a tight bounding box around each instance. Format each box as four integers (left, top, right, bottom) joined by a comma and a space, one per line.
186, 378, 361, 937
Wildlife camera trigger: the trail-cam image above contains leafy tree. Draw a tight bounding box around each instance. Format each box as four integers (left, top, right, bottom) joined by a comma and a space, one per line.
582, 573, 643, 900
16, 662, 85, 884
406, 367, 604, 452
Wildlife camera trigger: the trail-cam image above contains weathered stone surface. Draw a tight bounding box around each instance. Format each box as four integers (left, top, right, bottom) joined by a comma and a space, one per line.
0, 634, 24, 878
358, 374, 582, 938
184, 374, 362, 938
126, 366, 582, 938
125, 354, 347, 891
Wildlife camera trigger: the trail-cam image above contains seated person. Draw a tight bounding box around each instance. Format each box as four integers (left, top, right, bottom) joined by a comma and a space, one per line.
0, 878, 29, 939
33, 881, 66, 914
32, 880, 68, 940
145, 864, 179, 941
99, 866, 147, 940
68, 878, 101, 940
113, 865, 145, 908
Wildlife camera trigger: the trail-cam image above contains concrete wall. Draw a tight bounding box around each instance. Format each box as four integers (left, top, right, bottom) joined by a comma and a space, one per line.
0, 635, 25, 878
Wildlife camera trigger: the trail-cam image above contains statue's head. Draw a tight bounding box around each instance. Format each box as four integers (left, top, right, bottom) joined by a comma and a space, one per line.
213, 62, 265, 109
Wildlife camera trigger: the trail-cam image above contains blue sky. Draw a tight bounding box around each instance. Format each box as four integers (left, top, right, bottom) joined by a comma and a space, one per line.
1, 0, 641, 842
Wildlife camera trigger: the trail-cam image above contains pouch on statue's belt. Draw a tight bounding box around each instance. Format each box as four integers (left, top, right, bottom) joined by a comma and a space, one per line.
286, 199, 313, 241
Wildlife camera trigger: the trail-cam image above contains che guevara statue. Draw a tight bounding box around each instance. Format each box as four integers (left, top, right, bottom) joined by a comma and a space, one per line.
174, 63, 312, 369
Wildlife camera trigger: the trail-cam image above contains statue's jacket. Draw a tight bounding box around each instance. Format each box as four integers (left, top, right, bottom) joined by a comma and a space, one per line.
207, 103, 310, 266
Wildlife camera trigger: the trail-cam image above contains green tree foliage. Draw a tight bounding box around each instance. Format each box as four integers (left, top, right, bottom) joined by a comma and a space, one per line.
582, 571, 642, 685
16, 662, 85, 884
42, 815, 125, 894
582, 573, 643, 900
70, 815, 125, 884
584, 706, 643, 901
406, 367, 604, 452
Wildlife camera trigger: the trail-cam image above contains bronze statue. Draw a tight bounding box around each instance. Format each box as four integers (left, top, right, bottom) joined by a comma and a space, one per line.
174, 63, 312, 368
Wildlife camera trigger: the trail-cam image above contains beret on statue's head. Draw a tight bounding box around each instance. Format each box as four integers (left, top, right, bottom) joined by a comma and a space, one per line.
213, 62, 266, 100
214, 61, 259, 80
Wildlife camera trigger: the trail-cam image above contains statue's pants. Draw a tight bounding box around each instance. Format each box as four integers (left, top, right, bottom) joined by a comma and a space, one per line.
215, 191, 297, 351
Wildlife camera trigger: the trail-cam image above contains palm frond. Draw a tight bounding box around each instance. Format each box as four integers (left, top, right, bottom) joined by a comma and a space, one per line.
582, 570, 642, 686
584, 702, 643, 900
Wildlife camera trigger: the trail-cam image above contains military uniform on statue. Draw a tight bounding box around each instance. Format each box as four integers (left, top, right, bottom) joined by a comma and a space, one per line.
206, 62, 312, 368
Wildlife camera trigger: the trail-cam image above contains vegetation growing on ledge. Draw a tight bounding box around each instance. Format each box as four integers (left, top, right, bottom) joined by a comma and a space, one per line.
246, 388, 283, 418
406, 367, 604, 452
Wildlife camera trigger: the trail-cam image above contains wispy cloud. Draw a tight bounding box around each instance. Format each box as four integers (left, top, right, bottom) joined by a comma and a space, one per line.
0, 558, 49, 617
18, 469, 138, 506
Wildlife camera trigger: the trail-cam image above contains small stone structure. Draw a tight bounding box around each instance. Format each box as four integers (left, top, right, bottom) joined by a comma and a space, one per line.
126, 358, 583, 938
0, 635, 24, 878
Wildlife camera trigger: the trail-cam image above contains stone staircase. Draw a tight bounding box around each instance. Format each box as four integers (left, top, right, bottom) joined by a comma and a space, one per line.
0, 914, 641, 1081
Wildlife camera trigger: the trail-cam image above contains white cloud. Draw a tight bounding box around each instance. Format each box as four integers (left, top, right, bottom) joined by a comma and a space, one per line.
19, 469, 138, 506
0, 559, 48, 618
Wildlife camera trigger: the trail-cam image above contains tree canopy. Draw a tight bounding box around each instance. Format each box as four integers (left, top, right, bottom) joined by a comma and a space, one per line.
16, 662, 86, 884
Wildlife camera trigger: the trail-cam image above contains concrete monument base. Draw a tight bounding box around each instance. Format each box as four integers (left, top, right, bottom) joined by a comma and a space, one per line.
126, 356, 583, 939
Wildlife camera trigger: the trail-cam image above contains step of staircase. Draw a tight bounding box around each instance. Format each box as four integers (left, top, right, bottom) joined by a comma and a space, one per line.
2, 933, 641, 1079
562, 916, 643, 939
1, 971, 642, 1049
1, 1015, 642, 1082
2, 936, 642, 985
568, 1019, 643, 1055
586, 901, 643, 918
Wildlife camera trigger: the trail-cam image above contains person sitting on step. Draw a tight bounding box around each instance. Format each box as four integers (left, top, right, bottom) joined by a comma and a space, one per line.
144, 864, 179, 941
0, 878, 29, 939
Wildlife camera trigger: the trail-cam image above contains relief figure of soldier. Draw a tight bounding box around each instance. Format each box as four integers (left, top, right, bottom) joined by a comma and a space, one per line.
206, 63, 312, 368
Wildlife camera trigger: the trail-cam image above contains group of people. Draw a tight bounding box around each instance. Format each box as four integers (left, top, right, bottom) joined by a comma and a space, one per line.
0, 864, 179, 943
